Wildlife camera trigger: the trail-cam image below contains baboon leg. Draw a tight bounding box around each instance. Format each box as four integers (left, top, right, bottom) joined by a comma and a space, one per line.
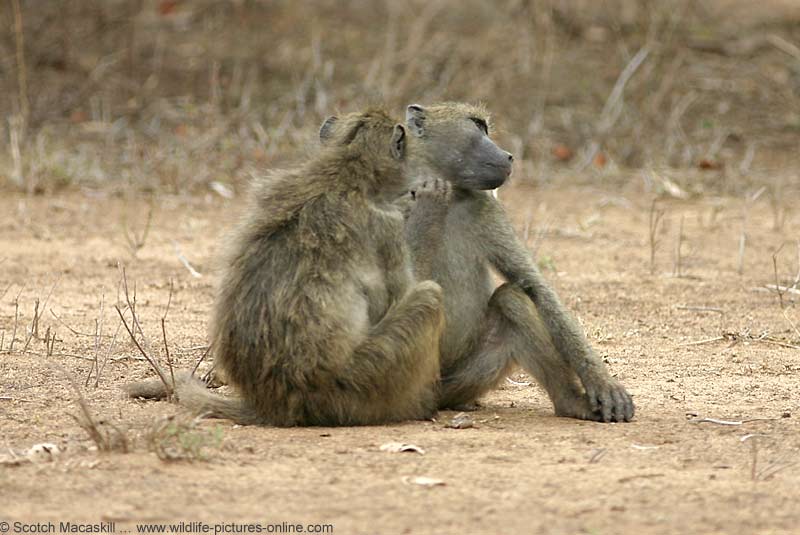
437, 285, 519, 410
329, 280, 444, 424
440, 283, 598, 420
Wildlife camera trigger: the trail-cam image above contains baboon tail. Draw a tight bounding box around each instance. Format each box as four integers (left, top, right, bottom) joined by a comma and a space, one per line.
173, 377, 264, 425
124, 371, 265, 426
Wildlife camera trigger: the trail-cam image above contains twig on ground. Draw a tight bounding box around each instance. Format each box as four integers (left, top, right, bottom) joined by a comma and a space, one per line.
738, 187, 766, 275
618, 473, 664, 484
0, 396, 39, 404
161, 279, 176, 393
95, 317, 123, 388
694, 416, 786, 426
49, 309, 96, 337
739, 434, 795, 482
60, 366, 128, 453
172, 241, 202, 278
737, 230, 747, 276
761, 285, 800, 296
741, 434, 762, 481
783, 310, 800, 341
750, 284, 800, 295
757, 337, 800, 350
21, 298, 38, 354
588, 449, 607, 463
9, 290, 21, 352
506, 377, 532, 387
119, 266, 147, 344
772, 243, 786, 309
44, 326, 56, 356
114, 305, 171, 394
191, 344, 212, 379
179, 345, 210, 353
673, 214, 685, 277
696, 417, 744, 426
676, 305, 724, 314
123, 205, 153, 258
648, 199, 665, 274
678, 336, 725, 347
86, 294, 105, 386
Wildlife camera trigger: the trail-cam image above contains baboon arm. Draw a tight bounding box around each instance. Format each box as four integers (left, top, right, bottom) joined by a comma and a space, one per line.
404, 207, 447, 281
482, 201, 608, 383
402, 179, 451, 280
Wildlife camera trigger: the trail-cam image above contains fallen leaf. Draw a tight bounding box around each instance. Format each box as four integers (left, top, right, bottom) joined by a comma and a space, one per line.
27, 443, 61, 463
209, 181, 235, 199
445, 413, 474, 429
69, 110, 88, 123
158, 0, 178, 16
380, 442, 425, 454
593, 152, 607, 167
659, 177, 689, 199
698, 159, 722, 170
552, 144, 573, 161
402, 476, 445, 487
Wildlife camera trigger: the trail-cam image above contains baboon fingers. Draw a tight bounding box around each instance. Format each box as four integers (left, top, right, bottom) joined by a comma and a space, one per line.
412, 177, 451, 205
610, 387, 627, 422
618, 387, 635, 422
584, 380, 635, 423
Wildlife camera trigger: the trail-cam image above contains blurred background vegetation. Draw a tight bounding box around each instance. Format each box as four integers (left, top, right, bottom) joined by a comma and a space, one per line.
0, 0, 798, 197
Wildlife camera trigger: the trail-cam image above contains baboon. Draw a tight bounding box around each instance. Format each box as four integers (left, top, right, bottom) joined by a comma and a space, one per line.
126, 109, 445, 426
400, 102, 634, 422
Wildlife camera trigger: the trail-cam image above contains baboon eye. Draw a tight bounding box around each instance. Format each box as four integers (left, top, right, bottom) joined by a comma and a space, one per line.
470, 117, 488, 135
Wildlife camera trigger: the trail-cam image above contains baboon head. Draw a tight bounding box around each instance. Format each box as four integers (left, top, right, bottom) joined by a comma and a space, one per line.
404, 103, 513, 191
318, 109, 409, 199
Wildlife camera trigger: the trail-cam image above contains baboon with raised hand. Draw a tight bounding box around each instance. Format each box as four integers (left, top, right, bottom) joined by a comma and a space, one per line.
127, 109, 444, 426
400, 103, 634, 422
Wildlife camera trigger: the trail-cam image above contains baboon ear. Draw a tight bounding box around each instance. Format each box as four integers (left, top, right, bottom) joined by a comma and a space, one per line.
319, 116, 339, 143
406, 104, 426, 137
390, 124, 406, 160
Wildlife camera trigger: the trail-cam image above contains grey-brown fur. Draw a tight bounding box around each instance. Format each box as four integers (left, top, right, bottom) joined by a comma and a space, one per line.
400, 103, 634, 423
126, 109, 444, 426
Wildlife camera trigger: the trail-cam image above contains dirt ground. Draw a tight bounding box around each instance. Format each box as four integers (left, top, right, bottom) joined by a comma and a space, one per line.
1, 181, 799, 535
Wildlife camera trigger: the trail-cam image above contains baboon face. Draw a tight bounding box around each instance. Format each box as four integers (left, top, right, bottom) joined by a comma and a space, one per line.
405, 103, 513, 191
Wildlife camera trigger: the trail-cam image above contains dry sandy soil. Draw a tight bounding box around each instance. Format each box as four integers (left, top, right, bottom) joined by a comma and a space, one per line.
1, 182, 799, 535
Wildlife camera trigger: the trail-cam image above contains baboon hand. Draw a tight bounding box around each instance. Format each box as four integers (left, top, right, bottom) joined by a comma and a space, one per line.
411, 177, 452, 206
584, 377, 634, 423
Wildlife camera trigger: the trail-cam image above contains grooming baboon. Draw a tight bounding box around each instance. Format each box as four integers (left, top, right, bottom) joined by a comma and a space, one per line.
400, 103, 634, 422
126, 109, 444, 426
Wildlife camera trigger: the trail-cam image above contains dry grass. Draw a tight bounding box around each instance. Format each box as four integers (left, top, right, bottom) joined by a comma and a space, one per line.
0, 0, 798, 197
